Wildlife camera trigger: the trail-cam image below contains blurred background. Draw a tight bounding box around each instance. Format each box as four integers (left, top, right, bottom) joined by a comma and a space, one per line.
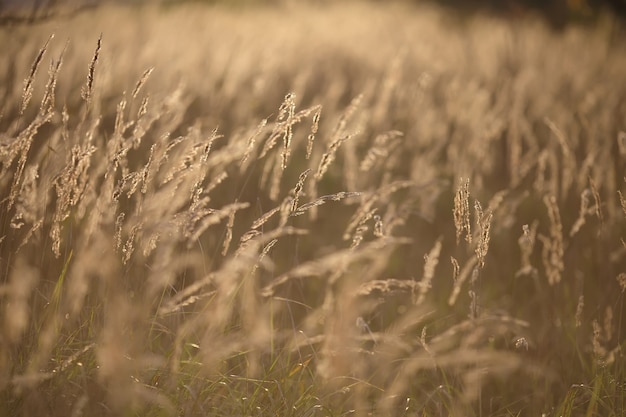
1, 0, 626, 28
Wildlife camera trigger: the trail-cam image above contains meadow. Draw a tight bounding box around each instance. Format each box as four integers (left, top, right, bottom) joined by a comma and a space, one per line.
0, 1, 625, 415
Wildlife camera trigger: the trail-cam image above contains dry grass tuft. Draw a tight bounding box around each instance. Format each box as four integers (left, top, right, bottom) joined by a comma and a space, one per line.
80, 33, 101, 105
454, 177, 472, 245
473, 200, 493, 269
20, 34, 53, 116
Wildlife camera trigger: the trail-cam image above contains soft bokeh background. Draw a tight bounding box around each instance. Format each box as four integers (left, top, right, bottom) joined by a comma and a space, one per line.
2, 0, 626, 26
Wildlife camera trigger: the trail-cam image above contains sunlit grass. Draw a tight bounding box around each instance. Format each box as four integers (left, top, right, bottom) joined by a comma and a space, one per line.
0, 1, 625, 416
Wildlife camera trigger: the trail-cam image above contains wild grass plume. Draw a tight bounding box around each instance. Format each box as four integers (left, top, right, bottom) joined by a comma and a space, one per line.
0, 1, 625, 416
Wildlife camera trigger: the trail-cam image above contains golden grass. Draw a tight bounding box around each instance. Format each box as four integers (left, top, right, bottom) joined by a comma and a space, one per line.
0, 1, 625, 416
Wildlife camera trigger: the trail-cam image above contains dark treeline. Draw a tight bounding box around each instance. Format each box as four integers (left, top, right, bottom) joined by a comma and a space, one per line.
431, 0, 626, 27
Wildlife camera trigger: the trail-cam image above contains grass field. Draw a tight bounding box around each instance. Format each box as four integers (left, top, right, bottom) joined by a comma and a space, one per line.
1, 1, 625, 416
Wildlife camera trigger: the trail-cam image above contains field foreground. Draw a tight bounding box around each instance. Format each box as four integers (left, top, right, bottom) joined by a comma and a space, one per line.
1, 2, 625, 416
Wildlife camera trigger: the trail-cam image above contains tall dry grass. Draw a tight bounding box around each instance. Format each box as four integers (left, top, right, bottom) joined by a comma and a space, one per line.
0, 2, 625, 416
